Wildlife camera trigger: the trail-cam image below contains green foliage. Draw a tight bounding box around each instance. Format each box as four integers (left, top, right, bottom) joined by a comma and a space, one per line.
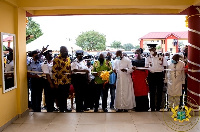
123, 43, 134, 51
26, 17, 43, 44
157, 45, 161, 50
134, 45, 140, 49
75, 30, 106, 51
110, 41, 122, 49
3, 45, 6, 51
178, 41, 185, 47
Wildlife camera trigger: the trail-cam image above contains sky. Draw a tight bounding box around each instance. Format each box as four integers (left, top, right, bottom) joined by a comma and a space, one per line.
32, 15, 188, 46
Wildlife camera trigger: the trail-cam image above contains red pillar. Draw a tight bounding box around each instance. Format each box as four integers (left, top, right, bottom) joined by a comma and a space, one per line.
165, 39, 168, 52
187, 6, 200, 109
140, 39, 143, 48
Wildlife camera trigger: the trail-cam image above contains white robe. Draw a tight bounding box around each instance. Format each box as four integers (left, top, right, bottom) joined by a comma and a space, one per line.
114, 57, 136, 109
165, 61, 185, 96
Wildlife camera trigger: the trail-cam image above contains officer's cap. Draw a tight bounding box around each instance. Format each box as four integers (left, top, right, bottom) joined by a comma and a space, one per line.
31, 50, 39, 56
76, 50, 84, 56
147, 44, 157, 48
43, 50, 52, 56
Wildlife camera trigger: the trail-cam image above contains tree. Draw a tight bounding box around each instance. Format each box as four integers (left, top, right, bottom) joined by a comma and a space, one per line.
26, 17, 43, 44
110, 41, 122, 49
156, 45, 161, 50
133, 45, 140, 49
76, 30, 106, 51
123, 43, 134, 51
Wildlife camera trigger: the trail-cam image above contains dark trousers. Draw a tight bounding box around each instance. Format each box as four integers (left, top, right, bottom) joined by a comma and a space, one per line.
94, 83, 109, 109
135, 96, 149, 111
94, 84, 103, 109
72, 74, 88, 111
57, 84, 70, 112
44, 79, 57, 112
180, 74, 187, 106
109, 84, 116, 107
87, 79, 95, 109
31, 78, 44, 112
148, 72, 164, 111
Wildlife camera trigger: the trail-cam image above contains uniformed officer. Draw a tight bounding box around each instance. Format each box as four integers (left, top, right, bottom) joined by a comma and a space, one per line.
41, 50, 56, 112
71, 50, 90, 112
145, 44, 168, 111
27, 50, 44, 112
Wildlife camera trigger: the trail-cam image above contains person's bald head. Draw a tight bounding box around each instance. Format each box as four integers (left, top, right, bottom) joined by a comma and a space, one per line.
116, 50, 122, 57
60, 46, 68, 58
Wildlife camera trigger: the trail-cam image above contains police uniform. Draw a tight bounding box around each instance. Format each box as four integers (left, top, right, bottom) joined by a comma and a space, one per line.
27, 59, 44, 112
145, 44, 168, 111
41, 59, 55, 112
71, 50, 89, 112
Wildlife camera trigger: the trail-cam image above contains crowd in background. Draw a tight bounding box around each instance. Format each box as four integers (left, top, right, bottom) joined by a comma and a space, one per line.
27, 44, 188, 112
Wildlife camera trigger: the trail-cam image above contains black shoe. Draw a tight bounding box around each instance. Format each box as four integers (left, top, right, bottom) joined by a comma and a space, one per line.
110, 105, 114, 109
84, 108, 90, 111
156, 109, 160, 112
76, 110, 83, 112
116, 109, 123, 112
123, 109, 128, 112
94, 108, 98, 112
53, 107, 59, 112
103, 108, 108, 112
65, 108, 72, 112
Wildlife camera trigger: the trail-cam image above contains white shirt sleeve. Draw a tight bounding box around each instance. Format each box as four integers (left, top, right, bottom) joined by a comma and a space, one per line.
145, 57, 149, 67
41, 63, 49, 74
162, 56, 168, 67
71, 62, 78, 71
126, 59, 133, 74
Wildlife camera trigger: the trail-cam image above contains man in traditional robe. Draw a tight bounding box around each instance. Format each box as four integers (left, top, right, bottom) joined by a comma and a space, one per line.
114, 50, 136, 112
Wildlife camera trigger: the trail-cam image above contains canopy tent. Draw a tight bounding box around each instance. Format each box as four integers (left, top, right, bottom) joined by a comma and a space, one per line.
26, 34, 82, 52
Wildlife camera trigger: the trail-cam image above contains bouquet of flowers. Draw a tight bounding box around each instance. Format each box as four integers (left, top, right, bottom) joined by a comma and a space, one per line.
100, 71, 110, 82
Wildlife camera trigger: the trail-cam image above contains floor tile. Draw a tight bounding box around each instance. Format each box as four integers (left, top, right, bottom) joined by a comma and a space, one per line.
50, 113, 81, 124
135, 123, 173, 132
2, 124, 21, 132
78, 113, 106, 124
45, 124, 76, 132
3, 112, 200, 132
131, 112, 162, 124
105, 124, 137, 132
76, 124, 105, 132
105, 113, 134, 124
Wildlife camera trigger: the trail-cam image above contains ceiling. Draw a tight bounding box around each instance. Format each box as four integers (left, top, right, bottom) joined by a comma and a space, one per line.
5, 0, 200, 16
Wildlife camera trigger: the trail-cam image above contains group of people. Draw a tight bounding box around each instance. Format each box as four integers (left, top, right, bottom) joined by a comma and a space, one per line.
27, 44, 188, 112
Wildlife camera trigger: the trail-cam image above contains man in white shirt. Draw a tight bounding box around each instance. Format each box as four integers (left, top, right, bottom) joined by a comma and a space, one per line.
41, 50, 56, 112
71, 50, 89, 112
145, 44, 168, 111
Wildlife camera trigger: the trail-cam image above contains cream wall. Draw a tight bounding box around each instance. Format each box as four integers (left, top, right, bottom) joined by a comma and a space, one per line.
0, 1, 27, 127
167, 39, 176, 53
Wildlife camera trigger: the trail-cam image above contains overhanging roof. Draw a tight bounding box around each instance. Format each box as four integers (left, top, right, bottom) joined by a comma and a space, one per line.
4, 0, 200, 16
140, 31, 188, 39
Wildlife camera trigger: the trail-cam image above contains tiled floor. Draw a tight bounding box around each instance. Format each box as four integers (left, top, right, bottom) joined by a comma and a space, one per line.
2, 112, 200, 132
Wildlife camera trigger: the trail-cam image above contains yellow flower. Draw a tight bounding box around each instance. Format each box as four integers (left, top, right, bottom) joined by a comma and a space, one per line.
100, 71, 110, 82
